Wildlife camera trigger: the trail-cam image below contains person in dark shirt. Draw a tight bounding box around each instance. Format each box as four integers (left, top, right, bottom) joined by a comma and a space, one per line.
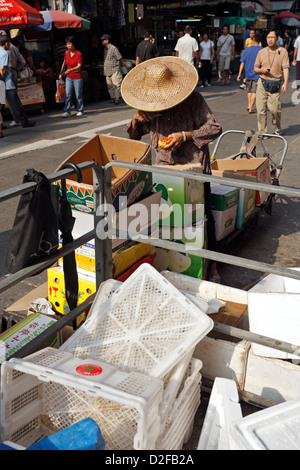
136, 30, 158, 65
122, 56, 222, 282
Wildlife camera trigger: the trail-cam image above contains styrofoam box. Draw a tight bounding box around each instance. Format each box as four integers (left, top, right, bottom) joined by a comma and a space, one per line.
61, 264, 213, 379
161, 271, 250, 390
244, 346, 300, 404
155, 358, 202, 450
248, 269, 300, 359
194, 336, 250, 391
198, 377, 243, 450
230, 395, 300, 450
0, 348, 164, 450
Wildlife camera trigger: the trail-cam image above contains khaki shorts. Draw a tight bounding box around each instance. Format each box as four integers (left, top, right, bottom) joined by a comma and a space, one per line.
246, 80, 258, 93
218, 54, 231, 72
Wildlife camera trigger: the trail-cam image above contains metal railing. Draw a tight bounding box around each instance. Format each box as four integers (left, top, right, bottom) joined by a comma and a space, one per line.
1, 156, 300, 363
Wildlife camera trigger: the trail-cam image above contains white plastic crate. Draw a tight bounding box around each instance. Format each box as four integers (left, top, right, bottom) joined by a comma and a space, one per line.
0, 347, 163, 450
87, 279, 122, 320
230, 395, 300, 450
155, 358, 202, 450
197, 378, 243, 450
61, 264, 213, 379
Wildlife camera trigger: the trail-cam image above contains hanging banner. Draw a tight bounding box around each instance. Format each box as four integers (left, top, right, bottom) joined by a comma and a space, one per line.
128, 3, 134, 23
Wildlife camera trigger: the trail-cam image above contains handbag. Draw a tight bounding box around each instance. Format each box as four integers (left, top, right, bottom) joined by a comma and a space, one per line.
6, 168, 80, 313
261, 78, 281, 93
55, 79, 66, 103
6, 169, 59, 273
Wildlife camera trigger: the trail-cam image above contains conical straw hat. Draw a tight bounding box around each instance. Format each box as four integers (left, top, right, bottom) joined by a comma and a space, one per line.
121, 56, 198, 112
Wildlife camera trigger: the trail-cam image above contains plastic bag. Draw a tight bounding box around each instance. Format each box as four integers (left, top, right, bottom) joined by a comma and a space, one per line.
55, 79, 66, 103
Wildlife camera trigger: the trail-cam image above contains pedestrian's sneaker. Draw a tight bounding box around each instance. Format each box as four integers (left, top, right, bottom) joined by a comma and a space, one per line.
76, 111, 83, 117
200, 84, 204, 88
239, 83, 246, 89
207, 83, 211, 86
274, 129, 282, 136
9, 121, 21, 127
62, 112, 71, 118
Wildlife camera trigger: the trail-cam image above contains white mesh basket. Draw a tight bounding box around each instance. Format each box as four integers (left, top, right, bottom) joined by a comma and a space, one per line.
155, 357, 202, 450
61, 264, 213, 378
0, 348, 163, 450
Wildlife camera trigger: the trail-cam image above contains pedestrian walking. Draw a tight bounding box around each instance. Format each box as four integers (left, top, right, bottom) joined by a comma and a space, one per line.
283, 29, 294, 64
237, 31, 263, 113
0, 36, 35, 129
101, 34, 124, 105
135, 30, 158, 65
121, 56, 222, 283
199, 33, 214, 87
59, 35, 84, 118
292, 34, 300, 89
243, 21, 255, 46
174, 25, 199, 65
253, 29, 290, 136
217, 25, 235, 85
0, 69, 5, 138
7, 41, 25, 127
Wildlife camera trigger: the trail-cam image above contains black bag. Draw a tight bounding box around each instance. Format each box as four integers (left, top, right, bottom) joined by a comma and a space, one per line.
6, 168, 79, 313
6, 169, 59, 273
261, 78, 281, 93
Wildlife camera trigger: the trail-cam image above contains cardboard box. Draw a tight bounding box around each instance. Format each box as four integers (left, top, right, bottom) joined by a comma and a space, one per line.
210, 184, 239, 241
58, 192, 161, 277
153, 220, 208, 279
211, 171, 256, 229
211, 158, 271, 206
0, 313, 62, 364
153, 163, 205, 227
47, 266, 96, 316
55, 134, 153, 213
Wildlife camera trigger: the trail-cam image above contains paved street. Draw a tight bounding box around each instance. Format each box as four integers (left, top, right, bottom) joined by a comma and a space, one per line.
0, 67, 299, 450
1, 67, 299, 306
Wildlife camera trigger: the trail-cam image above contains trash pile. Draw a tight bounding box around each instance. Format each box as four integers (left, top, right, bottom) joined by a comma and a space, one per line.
0, 264, 215, 450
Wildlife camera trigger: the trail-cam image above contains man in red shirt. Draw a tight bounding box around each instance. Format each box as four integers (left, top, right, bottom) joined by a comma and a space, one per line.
59, 35, 84, 117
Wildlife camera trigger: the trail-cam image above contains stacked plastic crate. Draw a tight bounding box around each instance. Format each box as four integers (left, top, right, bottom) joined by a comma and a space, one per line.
0, 265, 213, 450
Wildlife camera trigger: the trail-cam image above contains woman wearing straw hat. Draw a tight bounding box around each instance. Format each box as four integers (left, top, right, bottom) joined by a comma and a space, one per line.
121, 56, 222, 282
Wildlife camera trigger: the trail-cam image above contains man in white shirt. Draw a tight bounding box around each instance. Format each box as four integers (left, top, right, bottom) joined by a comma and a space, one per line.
217, 25, 235, 85
292, 34, 300, 90
174, 25, 199, 65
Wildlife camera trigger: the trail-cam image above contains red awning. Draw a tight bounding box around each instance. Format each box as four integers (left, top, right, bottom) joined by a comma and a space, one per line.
275, 11, 300, 21
0, 0, 44, 29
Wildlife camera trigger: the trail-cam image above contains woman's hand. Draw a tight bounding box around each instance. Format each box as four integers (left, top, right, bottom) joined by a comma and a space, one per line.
131, 110, 154, 128
163, 132, 185, 150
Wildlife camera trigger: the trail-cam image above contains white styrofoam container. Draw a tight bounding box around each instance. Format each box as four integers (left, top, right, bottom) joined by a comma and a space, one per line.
161, 271, 250, 390
0, 347, 164, 450
198, 377, 243, 450
230, 395, 300, 450
155, 358, 202, 450
244, 346, 300, 404
193, 336, 250, 392
61, 264, 213, 379
248, 269, 300, 359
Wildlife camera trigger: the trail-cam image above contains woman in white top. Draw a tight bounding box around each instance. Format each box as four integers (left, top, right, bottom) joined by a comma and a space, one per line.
199, 33, 215, 87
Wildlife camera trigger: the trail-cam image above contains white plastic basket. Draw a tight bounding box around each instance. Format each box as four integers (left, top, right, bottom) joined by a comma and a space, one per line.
0, 347, 163, 450
61, 264, 213, 378
87, 279, 122, 320
155, 358, 202, 450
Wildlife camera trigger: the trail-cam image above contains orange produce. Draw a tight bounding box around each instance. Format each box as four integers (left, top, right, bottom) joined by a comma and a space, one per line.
158, 137, 173, 148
